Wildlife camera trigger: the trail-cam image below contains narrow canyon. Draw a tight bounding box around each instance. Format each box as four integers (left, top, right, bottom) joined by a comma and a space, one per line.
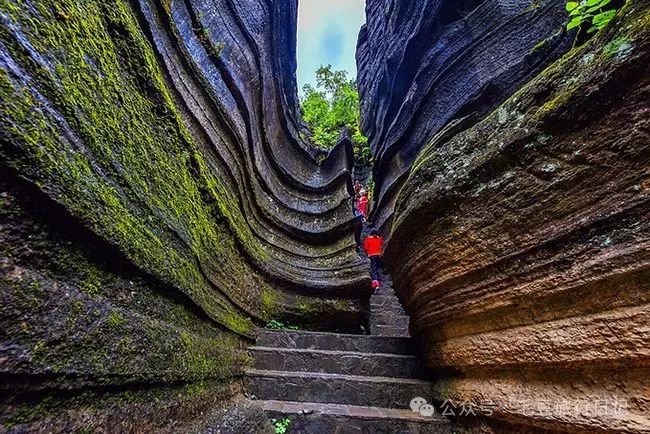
1, 0, 648, 433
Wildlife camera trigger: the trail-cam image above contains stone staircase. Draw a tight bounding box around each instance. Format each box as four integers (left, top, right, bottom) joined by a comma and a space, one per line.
245, 273, 453, 433
369, 269, 411, 337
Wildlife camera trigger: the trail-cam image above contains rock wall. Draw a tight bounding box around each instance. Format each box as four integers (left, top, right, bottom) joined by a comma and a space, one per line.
2, 0, 648, 432
382, 3, 649, 432
357, 0, 573, 229
0, 0, 365, 430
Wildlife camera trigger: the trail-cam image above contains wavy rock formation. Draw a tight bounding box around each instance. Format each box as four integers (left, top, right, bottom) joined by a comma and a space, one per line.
383, 4, 649, 432
2, 0, 648, 432
357, 0, 573, 229
0, 0, 366, 430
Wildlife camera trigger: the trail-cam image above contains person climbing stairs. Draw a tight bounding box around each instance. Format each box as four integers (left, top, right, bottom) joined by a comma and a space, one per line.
359, 224, 411, 337
363, 228, 383, 290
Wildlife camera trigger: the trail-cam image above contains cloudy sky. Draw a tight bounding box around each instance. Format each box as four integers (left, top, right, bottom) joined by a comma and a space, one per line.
296, 0, 366, 93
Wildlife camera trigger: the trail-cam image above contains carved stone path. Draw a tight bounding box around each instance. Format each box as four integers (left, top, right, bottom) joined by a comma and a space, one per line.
369, 269, 411, 337
245, 279, 453, 433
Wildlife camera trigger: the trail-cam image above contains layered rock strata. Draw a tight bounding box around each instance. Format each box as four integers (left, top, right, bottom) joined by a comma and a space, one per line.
0, 0, 365, 430
384, 4, 650, 432
357, 0, 573, 228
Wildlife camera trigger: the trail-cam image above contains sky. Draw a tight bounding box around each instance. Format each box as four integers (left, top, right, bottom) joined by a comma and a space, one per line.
296, 0, 366, 94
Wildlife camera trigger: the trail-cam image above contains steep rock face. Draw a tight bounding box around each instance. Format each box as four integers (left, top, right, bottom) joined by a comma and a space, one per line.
385, 4, 649, 432
0, 0, 365, 430
357, 0, 572, 229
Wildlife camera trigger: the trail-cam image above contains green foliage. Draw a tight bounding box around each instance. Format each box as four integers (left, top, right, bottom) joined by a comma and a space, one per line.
106, 311, 125, 328
266, 320, 298, 331
271, 417, 291, 434
300, 65, 370, 163
566, 0, 620, 34
365, 178, 375, 201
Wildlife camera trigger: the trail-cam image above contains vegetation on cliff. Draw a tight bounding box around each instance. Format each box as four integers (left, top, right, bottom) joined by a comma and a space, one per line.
300, 65, 370, 162
1, 0, 646, 431
566, 0, 621, 34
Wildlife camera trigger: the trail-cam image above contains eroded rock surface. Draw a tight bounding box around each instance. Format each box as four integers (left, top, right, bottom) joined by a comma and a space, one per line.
0, 0, 365, 430
357, 0, 572, 228
2, 0, 648, 432
384, 4, 649, 432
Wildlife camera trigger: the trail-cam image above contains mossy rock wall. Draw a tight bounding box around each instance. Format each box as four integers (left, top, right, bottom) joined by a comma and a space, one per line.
0, 0, 366, 430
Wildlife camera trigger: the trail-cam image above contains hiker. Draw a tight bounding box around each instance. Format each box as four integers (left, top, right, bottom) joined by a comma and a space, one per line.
363, 229, 384, 289
357, 191, 369, 221
353, 180, 363, 196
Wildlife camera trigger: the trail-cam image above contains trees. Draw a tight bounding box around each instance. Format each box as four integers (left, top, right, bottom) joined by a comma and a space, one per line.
300, 66, 370, 163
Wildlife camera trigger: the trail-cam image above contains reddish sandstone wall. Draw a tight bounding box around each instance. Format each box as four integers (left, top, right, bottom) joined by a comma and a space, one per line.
384, 4, 649, 432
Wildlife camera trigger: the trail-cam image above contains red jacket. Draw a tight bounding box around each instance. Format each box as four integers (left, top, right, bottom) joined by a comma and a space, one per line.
364, 235, 383, 257
357, 196, 369, 216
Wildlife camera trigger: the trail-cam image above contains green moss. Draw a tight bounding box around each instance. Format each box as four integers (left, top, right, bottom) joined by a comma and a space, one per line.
538, 80, 581, 115
294, 296, 326, 315
524, 0, 542, 13
107, 311, 125, 328
260, 288, 277, 316
0, 0, 277, 335
222, 312, 254, 335
80, 267, 104, 296
2, 379, 238, 429
334, 299, 350, 311
161, 0, 171, 15
176, 329, 249, 379
72, 300, 85, 313
117, 336, 136, 354
602, 36, 634, 58
531, 37, 549, 54
2, 396, 56, 428
30, 340, 47, 361
535, 5, 647, 119
0, 275, 47, 311
213, 41, 225, 56
184, 380, 208, 398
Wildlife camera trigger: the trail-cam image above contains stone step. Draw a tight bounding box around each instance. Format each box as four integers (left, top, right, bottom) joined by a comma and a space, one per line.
373, 285, 396, 295
250, 346, 428, 379
369, 294, 401, 307
257, 329, 413, 354
370, 302, 406, 315
370, 323, 410, 337
246, 370, 432, 408
260, 400, 453, 434
370, 313, 410, 328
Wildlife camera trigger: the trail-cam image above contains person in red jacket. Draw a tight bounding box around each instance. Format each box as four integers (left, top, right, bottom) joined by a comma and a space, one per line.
357, 192, 369, 221
363, 228, 383, 289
